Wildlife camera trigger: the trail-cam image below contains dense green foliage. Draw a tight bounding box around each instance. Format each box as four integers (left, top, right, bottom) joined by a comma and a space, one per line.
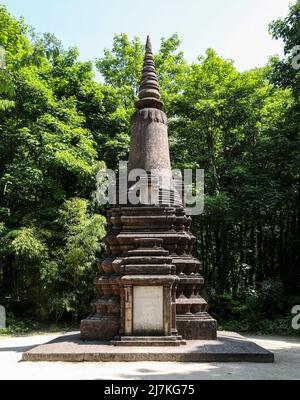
0, 3, 299, 333
0, 5, 109, 321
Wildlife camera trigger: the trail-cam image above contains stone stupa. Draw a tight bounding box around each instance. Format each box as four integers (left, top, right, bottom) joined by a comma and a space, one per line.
80, 36, 217, 345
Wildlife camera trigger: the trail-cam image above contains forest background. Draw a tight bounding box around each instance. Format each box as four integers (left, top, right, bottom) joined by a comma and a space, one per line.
0, 1, 299, 335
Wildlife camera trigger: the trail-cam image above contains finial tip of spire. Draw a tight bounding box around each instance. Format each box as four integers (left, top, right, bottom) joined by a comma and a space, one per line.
146, 35, 152, 52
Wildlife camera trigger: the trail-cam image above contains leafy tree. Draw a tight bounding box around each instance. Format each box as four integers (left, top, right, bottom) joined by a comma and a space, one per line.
269, 0, 300, 87
0, 6, 107, 320
41, 198, 106, 321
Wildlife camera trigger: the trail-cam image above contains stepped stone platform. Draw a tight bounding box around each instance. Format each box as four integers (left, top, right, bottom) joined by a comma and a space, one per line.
111, 336, 186, 347
22, 331, 274, 363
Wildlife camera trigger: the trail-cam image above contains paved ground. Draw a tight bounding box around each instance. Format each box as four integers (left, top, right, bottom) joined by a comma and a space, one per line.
0, 333, 299, 380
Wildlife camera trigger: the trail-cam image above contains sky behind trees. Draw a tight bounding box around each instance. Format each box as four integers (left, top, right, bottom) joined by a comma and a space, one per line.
1, 0, 292, 71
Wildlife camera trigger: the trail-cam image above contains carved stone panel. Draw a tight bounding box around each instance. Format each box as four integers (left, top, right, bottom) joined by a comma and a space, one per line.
133, 286, 164, 335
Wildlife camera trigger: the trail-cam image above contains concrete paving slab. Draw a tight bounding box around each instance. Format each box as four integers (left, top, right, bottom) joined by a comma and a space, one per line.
1, 333, 300, 380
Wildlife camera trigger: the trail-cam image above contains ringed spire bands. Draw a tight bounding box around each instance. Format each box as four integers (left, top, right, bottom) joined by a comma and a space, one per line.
136, 36, 164, 110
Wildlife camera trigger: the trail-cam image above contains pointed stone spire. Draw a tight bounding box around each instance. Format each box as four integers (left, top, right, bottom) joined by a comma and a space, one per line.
136, 35, 163, 110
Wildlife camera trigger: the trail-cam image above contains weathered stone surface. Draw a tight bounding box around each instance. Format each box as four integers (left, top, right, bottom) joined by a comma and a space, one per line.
22, 332, 274, 363
80, 317, 119, 341
128, 108, 171, 173
177, 315, 218, 340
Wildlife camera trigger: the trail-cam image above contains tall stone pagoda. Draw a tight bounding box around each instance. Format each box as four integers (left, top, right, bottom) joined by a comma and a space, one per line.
81, 36, 217, 345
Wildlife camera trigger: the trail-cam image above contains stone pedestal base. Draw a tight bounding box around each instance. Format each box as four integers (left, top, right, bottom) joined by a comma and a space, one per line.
176, 313, 217, 340
80, 317, 120, 341
22, 331, 274, 363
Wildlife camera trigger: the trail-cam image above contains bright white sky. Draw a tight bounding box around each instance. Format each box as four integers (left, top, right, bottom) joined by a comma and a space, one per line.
1, 0, 293, 71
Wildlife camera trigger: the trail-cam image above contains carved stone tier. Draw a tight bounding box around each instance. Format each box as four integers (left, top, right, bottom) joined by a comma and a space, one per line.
81, 205, 217, 341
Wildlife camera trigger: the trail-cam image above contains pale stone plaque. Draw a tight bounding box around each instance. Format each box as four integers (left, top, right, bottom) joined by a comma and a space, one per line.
133, 286, 163, 335
0, 305, 5, 330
